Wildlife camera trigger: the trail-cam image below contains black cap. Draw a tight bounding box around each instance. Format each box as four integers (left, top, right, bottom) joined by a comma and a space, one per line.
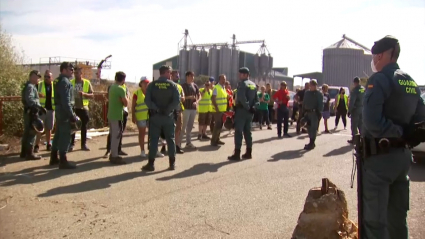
353, 77, 360, 83
371, 35, 399, 55
29, 70, 41, 78
239, 67, 250, 74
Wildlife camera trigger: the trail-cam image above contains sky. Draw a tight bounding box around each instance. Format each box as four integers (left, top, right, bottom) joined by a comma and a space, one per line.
0, 0, 424, 86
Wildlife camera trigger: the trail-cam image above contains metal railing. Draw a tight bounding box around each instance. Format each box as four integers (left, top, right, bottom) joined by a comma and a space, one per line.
0, 92, 108, 135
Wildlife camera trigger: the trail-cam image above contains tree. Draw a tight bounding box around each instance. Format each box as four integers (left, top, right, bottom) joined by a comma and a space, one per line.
0, 24, 28, 136
0, 24, 27, 96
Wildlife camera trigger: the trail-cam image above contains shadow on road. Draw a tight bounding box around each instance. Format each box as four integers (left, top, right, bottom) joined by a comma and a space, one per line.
296, 134, 309, 140
0, 151, 52, 167
196, 144, 222, 152
323, 145, 353, 157
253, 136, 279, 144
37, 169, 166, 197
268, 149, 307, 162
156, 161, 234, 181
409, 160, 425, 182
0, 156, 136, 187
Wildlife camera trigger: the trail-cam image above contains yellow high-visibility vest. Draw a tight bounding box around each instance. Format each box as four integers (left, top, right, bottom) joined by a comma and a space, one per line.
198, 87, 212, 113
70, 78, 91, 106
212, 84, 228, 112
134, 89, 148, 121
38, 81, 55, 110
177, 84, 185, 111
336, 94, 348, 110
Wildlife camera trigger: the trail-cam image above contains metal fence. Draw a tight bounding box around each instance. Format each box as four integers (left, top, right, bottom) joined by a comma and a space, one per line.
0, 92, 108, 135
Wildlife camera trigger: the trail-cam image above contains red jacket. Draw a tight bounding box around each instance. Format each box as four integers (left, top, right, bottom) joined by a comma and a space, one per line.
273, 89, 289, 107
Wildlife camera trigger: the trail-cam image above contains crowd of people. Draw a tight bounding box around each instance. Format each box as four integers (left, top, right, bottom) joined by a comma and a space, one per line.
17, 35, 425, 239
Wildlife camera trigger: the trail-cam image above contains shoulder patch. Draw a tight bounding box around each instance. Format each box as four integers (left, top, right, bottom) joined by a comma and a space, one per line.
367, 85, 373, 89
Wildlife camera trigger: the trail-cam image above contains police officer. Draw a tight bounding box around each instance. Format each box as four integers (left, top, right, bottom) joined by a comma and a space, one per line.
20, 70, 44, 160
49, 62, 78, 169
347, 77, 365, 144
361, 36, 425, 239
142, 65, 180, 171
228, 67, 259, 161
302, 79, 323, 150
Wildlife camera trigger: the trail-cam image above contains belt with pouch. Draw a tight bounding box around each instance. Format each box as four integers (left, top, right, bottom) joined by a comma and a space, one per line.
364, 137, 407, 157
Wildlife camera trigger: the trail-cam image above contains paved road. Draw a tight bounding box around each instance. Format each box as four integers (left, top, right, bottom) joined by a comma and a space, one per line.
1, 120, 424, 239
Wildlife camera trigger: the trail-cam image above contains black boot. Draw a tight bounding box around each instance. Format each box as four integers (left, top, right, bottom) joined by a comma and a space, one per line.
19, 146, 26, 158
228, 149, 241, 161
176, 145, 184, 154
304, 139, 316, 150
242, 148, 252, 159
347, 137, 354, 144
142, 159, 155, 171
168, 157, 175, 170
25, 147, 41, 161
58, 152, 77, 169
49, 150, 59, 165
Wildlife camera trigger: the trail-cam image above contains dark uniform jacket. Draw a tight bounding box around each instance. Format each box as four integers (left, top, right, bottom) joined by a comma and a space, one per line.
236, 79, 259, 111
363, 63, 425, 139
54, 74, 74, 121
145, 76, 180, 116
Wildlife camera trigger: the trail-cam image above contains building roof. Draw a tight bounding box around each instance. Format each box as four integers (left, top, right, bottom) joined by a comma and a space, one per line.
325, 34, 371, 54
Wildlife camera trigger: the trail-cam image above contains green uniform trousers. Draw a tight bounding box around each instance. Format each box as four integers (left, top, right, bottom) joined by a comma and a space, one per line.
211, 112, 224, 143
351, 109, 363, 137
362, 148, 411, 239
21, 112, 36, 151
306, 112, 319, 141
148, 114, 175, 160
51, 120, 71, 154
234, 109, 253, 150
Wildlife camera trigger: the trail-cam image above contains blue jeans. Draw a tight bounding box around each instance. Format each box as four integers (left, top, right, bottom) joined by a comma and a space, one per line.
259, 109, 270, 125
277, 105, 289, 136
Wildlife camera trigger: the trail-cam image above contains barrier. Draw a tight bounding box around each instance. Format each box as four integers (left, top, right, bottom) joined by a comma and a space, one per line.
0, 92, 108, 135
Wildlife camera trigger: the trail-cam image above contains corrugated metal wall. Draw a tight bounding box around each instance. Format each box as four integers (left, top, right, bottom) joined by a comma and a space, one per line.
230, 49, 239, 86
219, 47, 232, 81
208, 48, 219, 80
323, 48, 372, 88
200, 50, 208, 75
178, 50, 188, 82
188, 49, 200, 75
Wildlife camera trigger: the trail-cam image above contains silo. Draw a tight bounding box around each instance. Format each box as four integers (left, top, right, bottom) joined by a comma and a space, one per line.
219, 46, 232, 81
322, 37, 372, 88
178, 49, 188, 82
268, 55, 273, 73
231, 49, 239, 85
188, 48, 200, 75
200, 49, 209, 76
259, 53, 269, 77
208, 48, 219, 80
253, 54, 260, 78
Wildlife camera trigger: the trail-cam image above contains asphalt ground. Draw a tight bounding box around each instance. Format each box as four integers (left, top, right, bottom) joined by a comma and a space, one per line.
0, 119, 424, 239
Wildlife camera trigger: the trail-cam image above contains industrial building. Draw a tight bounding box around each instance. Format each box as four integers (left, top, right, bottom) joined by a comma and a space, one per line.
153, 30, 294, 90
294, 35, 373, 89
323, 35, 373, 87
22, 56, 112, 85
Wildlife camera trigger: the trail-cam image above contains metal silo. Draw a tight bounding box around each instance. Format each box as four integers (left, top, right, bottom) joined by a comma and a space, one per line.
208, 48, 219, 80
188, 48, 200, 75
322, 36, 372, 88
219, 46, 232, 80
253, 54, 260, 78
259, 53, 269, 77
200, 49, 208, 76
268, 55, 273, 73
231, 49, 239, 85
178, 49, 188, 82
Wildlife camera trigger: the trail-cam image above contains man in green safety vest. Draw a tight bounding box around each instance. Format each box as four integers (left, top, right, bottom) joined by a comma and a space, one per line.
198, 81, 213, 140
69, 67, 94, 151
210, 74, 228, 146
34, 70, 55, 152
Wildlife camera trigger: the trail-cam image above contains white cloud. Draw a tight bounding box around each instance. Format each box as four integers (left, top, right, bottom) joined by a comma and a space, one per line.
1, 0, 424, 85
